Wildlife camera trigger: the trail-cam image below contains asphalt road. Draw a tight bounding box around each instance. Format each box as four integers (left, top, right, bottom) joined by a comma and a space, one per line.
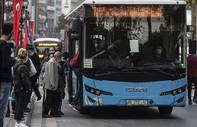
30, 97, 197, 127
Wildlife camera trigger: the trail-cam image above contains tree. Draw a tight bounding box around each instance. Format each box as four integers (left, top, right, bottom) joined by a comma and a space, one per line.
185, 0, 197, 7
56, 14, 66, 32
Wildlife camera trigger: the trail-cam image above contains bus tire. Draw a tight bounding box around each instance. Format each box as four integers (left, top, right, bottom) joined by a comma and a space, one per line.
158, 106, 173, 114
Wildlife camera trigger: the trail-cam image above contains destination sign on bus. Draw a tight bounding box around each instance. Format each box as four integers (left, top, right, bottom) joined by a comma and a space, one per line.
93, 7, 163, 18
38, 43, 58, 47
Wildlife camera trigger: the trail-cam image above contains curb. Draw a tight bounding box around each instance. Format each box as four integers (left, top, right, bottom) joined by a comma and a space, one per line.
26, 94, 35, 127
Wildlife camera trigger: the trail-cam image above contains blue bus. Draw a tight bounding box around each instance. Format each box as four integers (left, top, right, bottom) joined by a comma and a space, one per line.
64, 0, 187, 114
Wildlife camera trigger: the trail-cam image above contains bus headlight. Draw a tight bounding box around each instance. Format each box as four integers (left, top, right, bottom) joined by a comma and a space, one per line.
95, 90, 101, 95
160, 85, 186, 96
90, 89, 95, 93
38, 54, 44, 58
85, 84, 113, 96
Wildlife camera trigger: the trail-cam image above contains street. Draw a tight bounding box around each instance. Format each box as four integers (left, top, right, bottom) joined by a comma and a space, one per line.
30, 95, 197, 127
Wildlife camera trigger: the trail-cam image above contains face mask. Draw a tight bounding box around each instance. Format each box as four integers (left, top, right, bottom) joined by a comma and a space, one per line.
29, 52, 34, 56
11, 52, 14, 57
57, 59, 61, 63
61, 58, 65, 62
95, 43, 98, 48
156, 49, 162, 55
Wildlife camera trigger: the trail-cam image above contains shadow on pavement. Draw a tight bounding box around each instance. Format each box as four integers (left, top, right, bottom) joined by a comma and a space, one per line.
82, 107, 178, 120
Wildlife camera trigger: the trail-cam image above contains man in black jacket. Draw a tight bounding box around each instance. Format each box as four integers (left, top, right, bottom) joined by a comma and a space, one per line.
25, 43, 42, 102
0, 23, 15, 127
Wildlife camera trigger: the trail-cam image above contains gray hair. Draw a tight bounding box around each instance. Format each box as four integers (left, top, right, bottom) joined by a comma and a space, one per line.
54, 51, 62, 57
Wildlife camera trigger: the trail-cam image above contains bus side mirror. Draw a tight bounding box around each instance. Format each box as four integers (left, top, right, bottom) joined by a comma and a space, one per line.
187, 25, 196, 32
189, 39, 197, 54
71, 18, 82, 33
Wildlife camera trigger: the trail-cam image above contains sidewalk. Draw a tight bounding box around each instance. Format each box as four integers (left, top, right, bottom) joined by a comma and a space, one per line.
3, 94, 36, 127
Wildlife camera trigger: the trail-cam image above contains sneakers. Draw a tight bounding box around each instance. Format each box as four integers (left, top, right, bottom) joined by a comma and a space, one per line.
193, 97, 197, 104
14, 121, 28, 127
69, 103, 78, 111
42, 114, 51, 118
58, 111, 64, 115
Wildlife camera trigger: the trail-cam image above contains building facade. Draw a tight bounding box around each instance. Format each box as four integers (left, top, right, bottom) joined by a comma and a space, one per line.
62, 0, 71, 15
33, 0, 63, 38
0, 0, 3, 36
71, 0, 84, 11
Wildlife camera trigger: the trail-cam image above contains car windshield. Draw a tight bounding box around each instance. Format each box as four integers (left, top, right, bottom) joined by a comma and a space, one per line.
84, 5, 186, 69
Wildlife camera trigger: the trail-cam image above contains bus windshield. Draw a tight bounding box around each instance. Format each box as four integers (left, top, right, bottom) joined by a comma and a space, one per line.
84, 5, 186, 69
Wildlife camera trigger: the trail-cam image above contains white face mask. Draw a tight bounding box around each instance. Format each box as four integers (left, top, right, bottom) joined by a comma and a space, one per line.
61, 58, 65, 62
11, 52, 14, 57
57, 59, 61, 63
29, 52, 34, 56
156, 49, 162, 55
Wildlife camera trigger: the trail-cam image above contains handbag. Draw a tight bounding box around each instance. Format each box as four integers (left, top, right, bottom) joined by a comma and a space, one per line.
70, 52, 79, 68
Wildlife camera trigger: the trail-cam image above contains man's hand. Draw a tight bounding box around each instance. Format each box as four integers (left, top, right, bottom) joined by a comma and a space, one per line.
39, 82, 43, 86
50, 86, 56, 89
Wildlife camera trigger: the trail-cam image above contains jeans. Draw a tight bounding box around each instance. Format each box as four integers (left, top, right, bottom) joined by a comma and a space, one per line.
72, 68, 80, 105
0, 82, 11, 127
187, 78, 197, 101
14, 88, 27, 121
72, 89, 80, 105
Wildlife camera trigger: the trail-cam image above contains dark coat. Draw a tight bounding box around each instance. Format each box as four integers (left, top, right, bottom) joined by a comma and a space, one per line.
13, 61, 31, 91
0, 40, 16, 82
29, 52, 41, 83
187, 54, 197, 78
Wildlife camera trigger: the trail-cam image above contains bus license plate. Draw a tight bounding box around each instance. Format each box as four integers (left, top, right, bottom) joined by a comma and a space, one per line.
126, 100, 148, 106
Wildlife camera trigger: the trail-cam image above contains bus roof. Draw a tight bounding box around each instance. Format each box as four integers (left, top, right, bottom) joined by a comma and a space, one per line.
34, 38, 61, 42
83, 0, 186, 5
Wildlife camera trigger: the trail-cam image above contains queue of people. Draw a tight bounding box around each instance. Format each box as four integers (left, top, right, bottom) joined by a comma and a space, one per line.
0, 23, 70, 127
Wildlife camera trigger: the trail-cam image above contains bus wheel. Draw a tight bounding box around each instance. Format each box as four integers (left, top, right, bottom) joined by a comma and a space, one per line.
158, 106, 173, 114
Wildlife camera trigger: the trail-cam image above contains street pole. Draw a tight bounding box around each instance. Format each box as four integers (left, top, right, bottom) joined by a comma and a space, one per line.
0, 0, 4, 36
35, 0, 38, 35
19, 15, 23, 45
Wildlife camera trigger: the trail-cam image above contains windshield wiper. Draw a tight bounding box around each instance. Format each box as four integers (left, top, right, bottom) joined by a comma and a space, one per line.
158, 71, 176, 77
95, 70, 129, 77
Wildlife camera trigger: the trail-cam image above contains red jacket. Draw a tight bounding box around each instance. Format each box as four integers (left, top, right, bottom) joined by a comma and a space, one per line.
187, 54, 197, 78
